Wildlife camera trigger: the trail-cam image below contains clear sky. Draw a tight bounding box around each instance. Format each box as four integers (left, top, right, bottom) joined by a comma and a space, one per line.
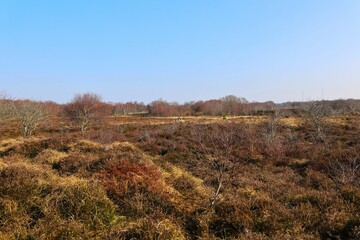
1, 0, 359, 103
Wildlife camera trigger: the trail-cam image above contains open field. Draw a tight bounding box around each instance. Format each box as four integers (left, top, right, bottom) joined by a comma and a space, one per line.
2, 0, 360, 238
0, 114, 360, 239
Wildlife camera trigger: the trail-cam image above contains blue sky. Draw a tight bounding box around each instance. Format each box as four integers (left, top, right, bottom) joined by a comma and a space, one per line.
1, 0, 359, 103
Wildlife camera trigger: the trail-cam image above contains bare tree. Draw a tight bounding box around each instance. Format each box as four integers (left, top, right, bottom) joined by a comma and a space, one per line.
328, 154, 360, 186
262, 110, 282, 144
190, 123, 242, 208
0, 92, 12, 135
0, 92, 11, 123
64, 93, 103, 132
221, 95, 248, 116
304, 101, 331, 144
11, 100, 48, 136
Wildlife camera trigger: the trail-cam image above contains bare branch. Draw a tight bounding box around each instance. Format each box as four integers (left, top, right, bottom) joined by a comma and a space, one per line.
328, 153, 360, 186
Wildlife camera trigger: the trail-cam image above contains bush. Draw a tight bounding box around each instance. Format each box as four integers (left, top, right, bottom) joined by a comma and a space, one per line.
0, 162, 122, 239
97, 160, 179, 218
110, 218, 185, 240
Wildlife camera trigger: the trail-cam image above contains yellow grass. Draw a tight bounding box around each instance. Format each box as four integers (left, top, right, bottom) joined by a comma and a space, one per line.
34, 149, 68, 165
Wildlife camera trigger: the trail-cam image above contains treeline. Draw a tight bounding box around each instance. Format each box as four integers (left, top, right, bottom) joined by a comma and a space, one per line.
106, 96, 360, 117
279, 99, 360, 114
3, 93, 272, 119
2, 93, 360, 120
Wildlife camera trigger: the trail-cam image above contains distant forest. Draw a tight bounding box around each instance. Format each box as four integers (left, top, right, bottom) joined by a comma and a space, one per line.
4, 94, 360, 118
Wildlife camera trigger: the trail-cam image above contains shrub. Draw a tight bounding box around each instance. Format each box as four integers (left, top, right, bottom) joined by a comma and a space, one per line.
0, 162, 122, 239
97, 160, 178, 218
110, 218, 185, 240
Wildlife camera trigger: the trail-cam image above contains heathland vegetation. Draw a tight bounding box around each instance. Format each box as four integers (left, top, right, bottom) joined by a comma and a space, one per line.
0, 92, 360, 239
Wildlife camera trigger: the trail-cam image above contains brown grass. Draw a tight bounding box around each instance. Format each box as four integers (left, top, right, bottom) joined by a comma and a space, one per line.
0, 114, 359, 239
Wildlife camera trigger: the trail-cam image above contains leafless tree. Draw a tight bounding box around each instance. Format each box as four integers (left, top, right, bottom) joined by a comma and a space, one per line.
0, 92, 12, 135
0, 92, 11, 123
190, 123, 242, 208
262, 110, 282, 144
304, 101, 331, 144
64, 93, 103, 132
221, 95, 248, 115
328, 154, 360, 186
11, 100, 48, 136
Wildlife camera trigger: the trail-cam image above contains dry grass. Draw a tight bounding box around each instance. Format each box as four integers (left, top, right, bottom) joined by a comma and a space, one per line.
0, 161, 123, 239
33, 149, 68, 165
0, 114, 359, 239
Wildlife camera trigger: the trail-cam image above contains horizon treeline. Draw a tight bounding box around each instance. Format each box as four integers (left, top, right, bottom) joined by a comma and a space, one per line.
2, 93, 360, 117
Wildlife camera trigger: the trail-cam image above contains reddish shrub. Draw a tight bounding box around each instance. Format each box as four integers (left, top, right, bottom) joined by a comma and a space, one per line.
99, 160, 162, 196
96, 160, 178, 218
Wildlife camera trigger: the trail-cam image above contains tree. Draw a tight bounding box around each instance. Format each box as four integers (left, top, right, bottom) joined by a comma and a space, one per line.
221, 95, 248, 115
0, 92, 12, 134
262, 110, 282, 144
64, 93, 103, 132
328, 153, 360, 186
190, 123, 242, 208
304, 101, 331, 144
11, 100, 48, 136
0, 92, 11, 123
114, 101, 147, 116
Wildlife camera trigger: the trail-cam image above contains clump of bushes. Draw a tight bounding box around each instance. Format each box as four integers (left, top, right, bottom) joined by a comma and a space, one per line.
0, 113, 360, 239
97, 160, 179, 218
0, 161, 123, 239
